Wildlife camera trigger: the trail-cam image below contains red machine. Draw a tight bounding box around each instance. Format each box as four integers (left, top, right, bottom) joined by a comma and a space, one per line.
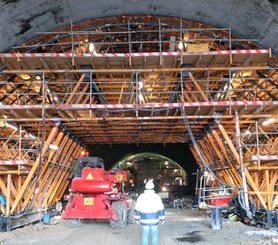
62, 157, 135, 228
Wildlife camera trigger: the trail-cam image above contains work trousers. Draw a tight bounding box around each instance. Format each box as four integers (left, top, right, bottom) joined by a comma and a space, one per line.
142, 224, 158, 245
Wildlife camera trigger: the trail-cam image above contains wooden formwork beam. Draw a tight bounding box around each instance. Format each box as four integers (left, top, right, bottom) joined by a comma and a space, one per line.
211, 130, 243, 186
46, 141, 79, 205
6, 174, 11, 215
50, 145, 83, 205
218, 124, 268, 209
27, 133, 69, 209
188, 73, 209, 102
35, 136, 73, 208
10, 127, 58, 213
265, 170, 271, 210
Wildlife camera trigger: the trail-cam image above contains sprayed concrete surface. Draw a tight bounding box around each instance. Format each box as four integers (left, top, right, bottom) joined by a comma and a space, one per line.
0, 0, 277, 55
1, 209, 277, 245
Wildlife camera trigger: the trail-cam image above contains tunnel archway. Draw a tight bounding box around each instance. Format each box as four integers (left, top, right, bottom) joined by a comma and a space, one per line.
116, 152, 189, 197
89, 143, 198, 194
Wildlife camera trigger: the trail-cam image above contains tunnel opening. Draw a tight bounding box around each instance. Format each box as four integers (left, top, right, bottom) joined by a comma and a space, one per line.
115, 152, 189, 198
89, 143, 198, 196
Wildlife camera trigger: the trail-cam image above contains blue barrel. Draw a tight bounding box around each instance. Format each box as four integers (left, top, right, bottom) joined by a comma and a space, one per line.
0, 195, 6, 206
210, 206, 223, 230
43, 214, 51, 224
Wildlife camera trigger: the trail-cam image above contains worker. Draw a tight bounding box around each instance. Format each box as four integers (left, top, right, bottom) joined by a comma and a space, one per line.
135, 179, 165, 245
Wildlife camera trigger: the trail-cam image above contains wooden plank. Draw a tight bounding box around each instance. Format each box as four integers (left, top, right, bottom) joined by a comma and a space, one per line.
189, 72, 209, 102
11, 127, 58, 213
51, 146, 83, 204
26, 133, 68, 209
6, 174, 11, 215
46, 140, 78, 205
211, 130, 230, 161
66, 74, 85, 104
244, 169, 267, 209
29, 135, 71, 208
218, 124, 240, 164
265, 170, 271, 210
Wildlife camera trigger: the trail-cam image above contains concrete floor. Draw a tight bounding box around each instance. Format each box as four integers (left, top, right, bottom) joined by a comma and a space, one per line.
1, 208, 277, 245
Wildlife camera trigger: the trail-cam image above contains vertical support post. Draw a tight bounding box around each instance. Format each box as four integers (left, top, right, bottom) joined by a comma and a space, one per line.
267, 210, 273, 229
18, 126, 22, 175
17, 176, 22, 213
89, 72, 92, 118
228, 69, 232, 114
71, 21, 74, 67
36, 71, 47, 194
135, 71, 139, 117
265, 170, 271, 210
6, 174, 11, 215
235, 110, 251, 214
255, 121, 260, 169
18, 125, 22, 160
159, 18, 162, 65
228, 27, 232, 64
180, 18, 183, 64
180, 71, 184, 102
128, 20, 132, 67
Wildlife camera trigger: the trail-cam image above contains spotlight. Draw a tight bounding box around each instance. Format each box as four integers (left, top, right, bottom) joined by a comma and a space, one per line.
49, 143, 59, 150
89, 43, 95, 53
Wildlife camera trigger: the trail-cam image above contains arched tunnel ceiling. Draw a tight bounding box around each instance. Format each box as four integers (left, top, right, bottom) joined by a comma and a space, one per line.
0, 0, 278, 55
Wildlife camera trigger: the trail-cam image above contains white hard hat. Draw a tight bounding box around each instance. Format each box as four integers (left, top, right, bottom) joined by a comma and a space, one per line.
145, 179, 154, 190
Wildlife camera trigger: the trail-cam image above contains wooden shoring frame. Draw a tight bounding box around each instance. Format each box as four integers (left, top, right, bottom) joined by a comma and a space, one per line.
2, 127, 85, 214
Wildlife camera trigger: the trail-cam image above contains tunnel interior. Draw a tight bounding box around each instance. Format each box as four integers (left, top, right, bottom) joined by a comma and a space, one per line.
0, 11, 276, 231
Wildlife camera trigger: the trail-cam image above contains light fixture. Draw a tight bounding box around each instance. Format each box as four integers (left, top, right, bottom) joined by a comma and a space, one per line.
35, 75, 42, 80
138, 81, 144, 89
161, 186, 167, 192
244, 130, 251, 135
89, 43, 95, 53
6, 123, 18, 131
262, 118, 275, 126
126, 162, 132, 166
262, 120, 269, 126
29, 133, 37, 139
49, 143, 59, 150
19, 74, 31, 81
0, 121, 6, 127
178, 41, 183, 50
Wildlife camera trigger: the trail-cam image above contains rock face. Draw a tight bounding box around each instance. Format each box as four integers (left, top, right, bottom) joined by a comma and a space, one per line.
0, 0, 277, 54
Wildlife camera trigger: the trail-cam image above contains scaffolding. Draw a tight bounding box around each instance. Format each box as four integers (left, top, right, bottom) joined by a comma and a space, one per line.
0, 16, 276, 224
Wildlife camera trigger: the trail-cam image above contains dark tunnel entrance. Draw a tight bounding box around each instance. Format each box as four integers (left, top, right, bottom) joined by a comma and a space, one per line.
88, 143, 198, 195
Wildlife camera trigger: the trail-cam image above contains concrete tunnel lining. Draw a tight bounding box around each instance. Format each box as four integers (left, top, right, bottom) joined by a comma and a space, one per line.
0, 0, 277, 54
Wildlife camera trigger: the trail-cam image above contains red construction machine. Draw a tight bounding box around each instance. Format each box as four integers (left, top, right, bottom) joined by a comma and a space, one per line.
62, 157, 135, 228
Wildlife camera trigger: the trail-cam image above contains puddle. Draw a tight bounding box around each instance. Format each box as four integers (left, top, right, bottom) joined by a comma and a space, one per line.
176, 231, 204, 243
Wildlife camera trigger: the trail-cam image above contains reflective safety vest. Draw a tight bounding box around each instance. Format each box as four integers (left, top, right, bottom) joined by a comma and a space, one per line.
134, 190, 165, 226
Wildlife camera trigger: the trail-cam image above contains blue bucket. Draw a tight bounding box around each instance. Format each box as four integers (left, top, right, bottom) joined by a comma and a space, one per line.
43, 214, 51, 224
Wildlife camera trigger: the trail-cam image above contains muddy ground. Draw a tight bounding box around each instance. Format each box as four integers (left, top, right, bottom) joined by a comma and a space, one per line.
1, 208, 277, 245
